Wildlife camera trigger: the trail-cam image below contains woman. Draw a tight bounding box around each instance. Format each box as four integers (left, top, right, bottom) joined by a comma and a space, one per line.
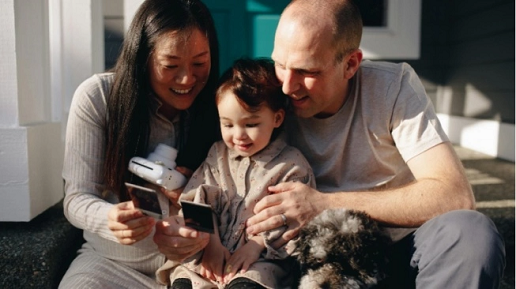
59, 0, 219, 287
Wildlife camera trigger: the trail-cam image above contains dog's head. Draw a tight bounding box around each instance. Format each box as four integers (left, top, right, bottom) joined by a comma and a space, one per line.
293, 209, 389, 289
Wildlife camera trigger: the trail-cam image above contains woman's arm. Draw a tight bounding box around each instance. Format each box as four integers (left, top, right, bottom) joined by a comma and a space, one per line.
63, 74, 154, 243
62, 75, 117, 240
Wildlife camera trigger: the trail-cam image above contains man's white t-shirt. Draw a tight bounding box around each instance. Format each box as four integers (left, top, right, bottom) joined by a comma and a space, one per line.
285, 61, 449, 241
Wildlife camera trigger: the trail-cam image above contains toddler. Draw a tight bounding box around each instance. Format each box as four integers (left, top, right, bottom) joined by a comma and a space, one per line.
157, 58, 315, 289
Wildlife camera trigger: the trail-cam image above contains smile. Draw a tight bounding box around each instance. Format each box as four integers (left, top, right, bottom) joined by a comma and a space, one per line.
289, 96, 311, 110
170, 87, 193, 94
235, 143, 252, 150
291, 95, 309, 103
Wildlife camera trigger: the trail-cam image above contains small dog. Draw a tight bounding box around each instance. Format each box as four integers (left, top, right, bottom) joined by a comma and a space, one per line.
291, 208, 389, 289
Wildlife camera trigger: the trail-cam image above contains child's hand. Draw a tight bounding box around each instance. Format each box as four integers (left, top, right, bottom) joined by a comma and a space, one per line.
200, 238, 230, 283
223, 238, 264, 284
160, 166, 193, 211
175, 166, 193, 179
160, 186, 183, 211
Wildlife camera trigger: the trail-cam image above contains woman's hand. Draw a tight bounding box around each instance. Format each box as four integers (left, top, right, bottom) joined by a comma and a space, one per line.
246, 182, 325, 248
107, 201, 155, 245
153, 215, 210, 262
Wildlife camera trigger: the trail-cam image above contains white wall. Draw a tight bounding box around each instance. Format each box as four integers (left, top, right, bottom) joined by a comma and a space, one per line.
438, 114, 515, 162
0, 0, 104, 221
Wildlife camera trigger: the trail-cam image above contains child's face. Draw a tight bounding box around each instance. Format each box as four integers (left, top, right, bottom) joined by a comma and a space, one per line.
217, 92, 284, 157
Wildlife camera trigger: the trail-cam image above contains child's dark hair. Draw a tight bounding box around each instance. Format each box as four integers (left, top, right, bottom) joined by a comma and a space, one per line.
216, 58, 287, 114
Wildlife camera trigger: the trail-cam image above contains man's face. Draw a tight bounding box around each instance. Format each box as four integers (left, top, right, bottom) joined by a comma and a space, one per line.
271, 16, 348, 119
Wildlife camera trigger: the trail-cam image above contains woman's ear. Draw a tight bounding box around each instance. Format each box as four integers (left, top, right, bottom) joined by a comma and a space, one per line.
274, 109, 285, 128
343, 49, 363, 79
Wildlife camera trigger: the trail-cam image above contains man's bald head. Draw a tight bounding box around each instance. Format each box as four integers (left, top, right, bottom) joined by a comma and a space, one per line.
282, 0, 363, 62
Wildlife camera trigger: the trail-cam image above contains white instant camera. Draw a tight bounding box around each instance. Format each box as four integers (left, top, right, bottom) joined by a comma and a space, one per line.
128, 144, 187, 190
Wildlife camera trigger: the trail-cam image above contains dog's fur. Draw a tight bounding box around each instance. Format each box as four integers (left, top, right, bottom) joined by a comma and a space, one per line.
290, 208, 389, 289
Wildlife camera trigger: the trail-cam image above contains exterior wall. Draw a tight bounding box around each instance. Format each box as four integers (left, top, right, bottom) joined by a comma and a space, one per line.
446, 0, 514, 123
0, 0, 63, 221
0, 0, 104, 221
400, 0, 514, 124
393, 0, 514, 160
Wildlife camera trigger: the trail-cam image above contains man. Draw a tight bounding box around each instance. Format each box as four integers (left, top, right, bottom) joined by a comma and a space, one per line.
243, 0, 505, 288
154, 0, 505, 288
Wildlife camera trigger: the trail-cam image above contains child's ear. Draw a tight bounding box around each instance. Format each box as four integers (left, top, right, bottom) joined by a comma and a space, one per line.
274, 109, 285, 127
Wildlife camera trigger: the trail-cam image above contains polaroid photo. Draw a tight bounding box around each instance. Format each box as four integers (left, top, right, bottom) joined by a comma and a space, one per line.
125, 182, 163, 219
180, 200, 215, 234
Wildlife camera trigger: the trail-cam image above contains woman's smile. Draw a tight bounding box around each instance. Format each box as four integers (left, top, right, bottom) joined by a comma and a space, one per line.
170, 87, 193, 95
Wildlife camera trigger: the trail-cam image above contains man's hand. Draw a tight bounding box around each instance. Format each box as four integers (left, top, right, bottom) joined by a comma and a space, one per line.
153, 215, 210, 262
246, 182, 325, 247
107, 201, 155, 245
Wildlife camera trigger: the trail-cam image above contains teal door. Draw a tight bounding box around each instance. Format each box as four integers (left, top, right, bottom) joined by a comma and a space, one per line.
203, 0, 289, 72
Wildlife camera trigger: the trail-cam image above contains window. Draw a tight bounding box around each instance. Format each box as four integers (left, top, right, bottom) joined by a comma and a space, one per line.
359, 0, 421, 59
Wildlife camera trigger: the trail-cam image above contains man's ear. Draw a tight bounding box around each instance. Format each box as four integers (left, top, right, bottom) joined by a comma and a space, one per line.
274, 109, 285, 128
343, 49, 363, 79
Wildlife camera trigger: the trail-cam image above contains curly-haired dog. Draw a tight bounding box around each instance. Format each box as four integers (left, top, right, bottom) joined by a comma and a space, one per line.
291, 208, 389, 289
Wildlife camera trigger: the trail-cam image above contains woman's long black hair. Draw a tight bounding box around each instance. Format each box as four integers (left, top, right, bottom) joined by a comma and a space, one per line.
104, 0, 220, 201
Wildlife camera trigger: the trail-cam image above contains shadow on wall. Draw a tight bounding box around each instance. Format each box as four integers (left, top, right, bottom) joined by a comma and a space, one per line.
389, 0, 514, 160
398, 0, 514, 124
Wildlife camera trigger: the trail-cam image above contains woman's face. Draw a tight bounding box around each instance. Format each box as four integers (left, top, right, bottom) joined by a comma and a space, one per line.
148, 28, 211, 119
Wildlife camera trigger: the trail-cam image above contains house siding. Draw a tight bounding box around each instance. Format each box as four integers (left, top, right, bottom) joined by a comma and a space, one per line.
446, 0, 514, 123
398, 0, 515, 123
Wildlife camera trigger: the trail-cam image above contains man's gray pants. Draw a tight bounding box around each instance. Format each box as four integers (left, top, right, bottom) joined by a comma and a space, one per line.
385, 210, 506, 288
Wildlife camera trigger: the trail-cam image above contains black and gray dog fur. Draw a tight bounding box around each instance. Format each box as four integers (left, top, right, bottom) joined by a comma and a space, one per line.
291, 208, 390, 289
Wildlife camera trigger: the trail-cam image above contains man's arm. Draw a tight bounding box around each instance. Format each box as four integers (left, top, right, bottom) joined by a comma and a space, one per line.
246, 142, 475, 241
329, 141, 474, 226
